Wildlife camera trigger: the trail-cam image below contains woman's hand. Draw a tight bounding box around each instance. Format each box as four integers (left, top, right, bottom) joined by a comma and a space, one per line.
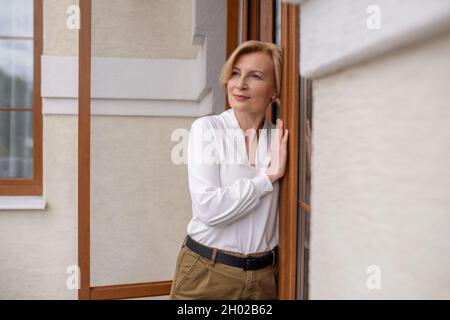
266, 118, 289, 183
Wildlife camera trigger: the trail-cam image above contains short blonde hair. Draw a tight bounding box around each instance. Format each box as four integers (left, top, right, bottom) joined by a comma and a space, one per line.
220, 40, 282, 108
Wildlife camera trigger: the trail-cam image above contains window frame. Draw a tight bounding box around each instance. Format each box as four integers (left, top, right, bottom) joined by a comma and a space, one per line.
0, 0, 43, 196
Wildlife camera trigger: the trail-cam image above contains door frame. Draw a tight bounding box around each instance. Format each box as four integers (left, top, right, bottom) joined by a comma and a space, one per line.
77, 0, 171, 300
279, 2, 300, 300
225, 0, 303, 300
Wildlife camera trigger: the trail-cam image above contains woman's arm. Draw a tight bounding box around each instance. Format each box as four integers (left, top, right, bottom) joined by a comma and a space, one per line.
187, 119, 273, 228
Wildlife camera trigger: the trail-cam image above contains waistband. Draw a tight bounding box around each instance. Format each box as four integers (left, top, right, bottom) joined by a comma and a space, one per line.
183, 235, 278, 271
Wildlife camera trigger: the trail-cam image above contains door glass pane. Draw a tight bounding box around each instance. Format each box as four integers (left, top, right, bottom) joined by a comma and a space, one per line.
0, 111, 34, 178
90, 0, 196, 292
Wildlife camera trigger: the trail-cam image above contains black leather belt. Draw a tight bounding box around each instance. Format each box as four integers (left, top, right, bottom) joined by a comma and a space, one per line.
184, 236, 277, 271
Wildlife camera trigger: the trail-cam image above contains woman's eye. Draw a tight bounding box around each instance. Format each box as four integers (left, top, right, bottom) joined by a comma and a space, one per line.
251, 74, 262, 79
231, 71, 239, 76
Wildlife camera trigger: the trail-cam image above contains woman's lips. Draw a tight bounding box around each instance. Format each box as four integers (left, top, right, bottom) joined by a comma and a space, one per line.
233, 94, 250, 101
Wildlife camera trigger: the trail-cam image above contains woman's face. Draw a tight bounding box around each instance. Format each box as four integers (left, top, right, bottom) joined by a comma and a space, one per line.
227, 51, 276, 114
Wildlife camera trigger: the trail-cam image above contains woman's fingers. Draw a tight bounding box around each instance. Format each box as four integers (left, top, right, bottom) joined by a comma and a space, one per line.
276, 119, 284, 143
281, 130, 288, 156
268, 119, 289, 181
276, 119, 283, 132
283, 129, 288, 142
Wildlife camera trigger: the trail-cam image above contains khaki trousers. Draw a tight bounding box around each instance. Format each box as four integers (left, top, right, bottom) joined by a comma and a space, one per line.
169, 239, 278, 300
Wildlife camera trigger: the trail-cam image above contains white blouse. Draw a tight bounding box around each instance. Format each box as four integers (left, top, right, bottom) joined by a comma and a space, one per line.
186, 108, 279, 254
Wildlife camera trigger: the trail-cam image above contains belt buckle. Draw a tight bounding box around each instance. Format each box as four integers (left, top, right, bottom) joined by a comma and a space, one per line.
243, 257, 258, 271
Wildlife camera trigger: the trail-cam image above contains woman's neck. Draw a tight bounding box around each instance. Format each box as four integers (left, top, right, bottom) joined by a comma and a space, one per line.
233, 109, 266, 134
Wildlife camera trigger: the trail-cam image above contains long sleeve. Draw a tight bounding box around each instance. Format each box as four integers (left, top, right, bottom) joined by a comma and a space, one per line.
187, 119, 273, 228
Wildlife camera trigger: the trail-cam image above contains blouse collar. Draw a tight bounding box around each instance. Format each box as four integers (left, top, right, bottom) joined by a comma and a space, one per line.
223, 108, 271, 170
225, 108, 269, 132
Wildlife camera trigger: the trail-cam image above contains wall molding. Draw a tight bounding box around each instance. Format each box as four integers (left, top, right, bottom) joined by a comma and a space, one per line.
41, 55, 212, 117
42, 55, 207, 100
192, 0, 227, 114
42, 92, 212, 117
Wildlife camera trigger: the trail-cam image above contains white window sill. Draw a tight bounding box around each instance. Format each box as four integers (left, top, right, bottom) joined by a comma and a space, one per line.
0, 196, 48, 211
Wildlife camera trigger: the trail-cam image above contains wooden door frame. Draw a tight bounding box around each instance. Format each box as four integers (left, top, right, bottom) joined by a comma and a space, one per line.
78, 0, 304, 300
228, 0, 302, 300
278, 2, 300, 300
77, 0, 171, 300
77, 0, 90, 300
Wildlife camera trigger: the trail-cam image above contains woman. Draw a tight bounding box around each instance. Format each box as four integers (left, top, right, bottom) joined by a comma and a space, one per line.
169, 40, 288, 300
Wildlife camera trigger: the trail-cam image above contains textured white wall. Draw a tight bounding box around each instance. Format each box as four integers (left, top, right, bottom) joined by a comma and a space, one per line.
309, 32, 450, 299
300, 0, 450, 77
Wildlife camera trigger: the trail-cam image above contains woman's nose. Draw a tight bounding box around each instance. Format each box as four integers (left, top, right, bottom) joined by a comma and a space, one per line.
236, 76, 248, 90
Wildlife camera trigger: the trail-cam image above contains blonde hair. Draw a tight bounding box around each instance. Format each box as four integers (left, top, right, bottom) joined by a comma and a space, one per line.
220, 40, 282, 108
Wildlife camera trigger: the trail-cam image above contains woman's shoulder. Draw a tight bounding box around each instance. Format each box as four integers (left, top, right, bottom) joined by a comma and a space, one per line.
191, 110, 231, 131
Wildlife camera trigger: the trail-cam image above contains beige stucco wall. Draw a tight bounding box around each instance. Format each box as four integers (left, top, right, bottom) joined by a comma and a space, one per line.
0, 116, 78, 299
91, 0, 199, 58
44, 0, 79, 56
309, 31, 450, 299
90, 116, 193, 286
44, 0, 200, 59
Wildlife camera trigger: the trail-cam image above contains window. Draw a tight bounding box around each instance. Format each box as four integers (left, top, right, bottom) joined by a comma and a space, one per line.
0, 0, 42, 196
